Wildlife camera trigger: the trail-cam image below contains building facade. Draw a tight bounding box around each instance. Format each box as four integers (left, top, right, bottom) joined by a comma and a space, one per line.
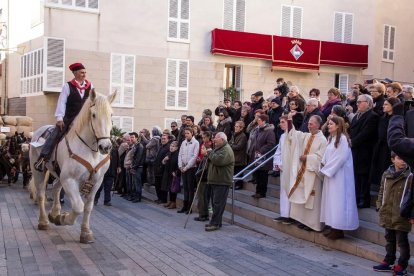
0, 0, 413, 131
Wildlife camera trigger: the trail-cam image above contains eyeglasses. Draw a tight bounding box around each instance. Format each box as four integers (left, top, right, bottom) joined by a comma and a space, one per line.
289, 103, 297, 106
171, 125, 177, 128
356, 100, 367, 104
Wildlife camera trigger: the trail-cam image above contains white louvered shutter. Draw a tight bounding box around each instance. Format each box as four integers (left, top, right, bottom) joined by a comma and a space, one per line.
180, 0, 190, 40
62, 0, 72, 5
235, 65, 242, 99
168, 0, 179, 39
338, 74, 349, 93
281, 6, 291, 37
344, 14, 353, 43
121, 117, 133, 133
43, 37, 64, 92
178, 61, 188, 109
123, 55, 135, 106
166, 59, 177, 108
235, 0, 245, 32
334, 12, 343, 42
223, 0, 234, 30
383, 25, 389, 59
389, 26, 395, 60
112, 116, 121, 129
292, 7, 302, 38
75, 0, 85, 7
88, 0, 98, 9
111, 54, 122, 105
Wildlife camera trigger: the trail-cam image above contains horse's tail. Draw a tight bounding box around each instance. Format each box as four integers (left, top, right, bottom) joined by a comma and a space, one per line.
28, 170, 50, 204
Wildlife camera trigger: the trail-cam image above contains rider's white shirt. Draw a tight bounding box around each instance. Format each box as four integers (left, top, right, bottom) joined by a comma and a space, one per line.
55, 81, 93, 122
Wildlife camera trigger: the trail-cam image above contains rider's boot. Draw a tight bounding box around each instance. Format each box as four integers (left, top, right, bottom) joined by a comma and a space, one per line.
34, 157, 47, 172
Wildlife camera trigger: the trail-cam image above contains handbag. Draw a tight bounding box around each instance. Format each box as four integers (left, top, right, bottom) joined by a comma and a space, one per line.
170, 175, 181, 193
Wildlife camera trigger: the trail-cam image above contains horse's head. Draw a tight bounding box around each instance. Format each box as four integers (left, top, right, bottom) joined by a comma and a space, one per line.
87, 89, 117, 154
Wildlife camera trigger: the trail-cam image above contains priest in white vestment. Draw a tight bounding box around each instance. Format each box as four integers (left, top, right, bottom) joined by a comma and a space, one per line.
320, 116, 359, 239
284, 113, 327, 231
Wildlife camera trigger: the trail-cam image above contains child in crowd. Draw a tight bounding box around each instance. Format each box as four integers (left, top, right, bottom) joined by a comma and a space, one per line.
374, 152, 413, 276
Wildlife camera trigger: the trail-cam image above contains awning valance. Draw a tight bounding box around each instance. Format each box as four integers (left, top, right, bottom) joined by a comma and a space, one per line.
211, 28, 368, 71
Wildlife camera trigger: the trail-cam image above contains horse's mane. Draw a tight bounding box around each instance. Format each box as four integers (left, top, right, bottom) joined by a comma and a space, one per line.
69, 93, 113, 135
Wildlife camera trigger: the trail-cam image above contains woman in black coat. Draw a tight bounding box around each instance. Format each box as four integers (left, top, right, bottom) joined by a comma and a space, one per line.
216, 109, 232, 140
369, 97, 400, 191
161, 141, 180, 209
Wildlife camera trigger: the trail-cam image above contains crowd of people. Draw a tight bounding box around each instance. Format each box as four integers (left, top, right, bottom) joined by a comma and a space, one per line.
96, 77, 414, 275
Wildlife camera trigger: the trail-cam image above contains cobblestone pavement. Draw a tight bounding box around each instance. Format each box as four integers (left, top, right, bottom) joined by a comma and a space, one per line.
0, 181, 379, 276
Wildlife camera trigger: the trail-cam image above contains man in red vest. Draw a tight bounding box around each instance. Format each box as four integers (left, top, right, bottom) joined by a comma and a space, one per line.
34, 62, 92, 172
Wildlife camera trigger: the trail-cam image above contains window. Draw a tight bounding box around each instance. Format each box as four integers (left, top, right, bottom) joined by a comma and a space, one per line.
31, 0, 45, 27
112, 116, 133, 133
164, 118, 181, 129
333, 12, 353, 43
335, 74, 349, 93
281, 5, 302, 38
168, 0, 190, 42
224, 65, 242, 101
45, 0, 99, 12
223, 0, 245, 32
43, 37, 65, 92
166, 59, 189, 110
383, 25, 395, 62
110, 53, 135, 108
21, 48, 44, 96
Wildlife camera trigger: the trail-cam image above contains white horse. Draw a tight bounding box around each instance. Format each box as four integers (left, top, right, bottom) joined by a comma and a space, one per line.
29, 89, 116, 243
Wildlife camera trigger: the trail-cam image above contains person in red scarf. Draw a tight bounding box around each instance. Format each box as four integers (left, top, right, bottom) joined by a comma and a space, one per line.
34, 62, 93, 172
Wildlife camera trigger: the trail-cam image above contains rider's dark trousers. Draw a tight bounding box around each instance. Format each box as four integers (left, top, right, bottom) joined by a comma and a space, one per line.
40, 124, 68, 160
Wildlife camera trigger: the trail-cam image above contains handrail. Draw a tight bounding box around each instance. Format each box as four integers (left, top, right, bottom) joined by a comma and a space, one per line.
230, 144, 279, 224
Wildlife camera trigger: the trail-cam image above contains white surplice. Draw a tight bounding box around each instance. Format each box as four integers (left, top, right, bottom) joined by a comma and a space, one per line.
273, 133, 290, 217
320, 134, 359, 230
283, 129, 327, 231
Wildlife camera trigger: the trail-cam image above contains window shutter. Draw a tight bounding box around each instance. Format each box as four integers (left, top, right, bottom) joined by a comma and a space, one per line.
88, 0, 98, 9
235, 0, 245, 32
178, 61, 188, 109
43, 37, 65, 92
344, 13, 353, 43
166, 59, 188, 110
338, 74, 349, 93
48, 0, 59, 4
180, 0, 190, 40
235, 65, 242, 94
223, 0, 234, 30
292, 7, 302, 38
334, 12, 343, 42
110, 54, 122, 105
121, 117, 133, 133
389, 26, 395, 50
75, 0, 85, 7
112, 116, 121, 129
168, 0, 179, 39
165, 118, 178, 129
281, 5, 291, 37
62, 0, 72, 5
384, 25, 389, 49
166, 59, 177, 108
123, 55, 135, 106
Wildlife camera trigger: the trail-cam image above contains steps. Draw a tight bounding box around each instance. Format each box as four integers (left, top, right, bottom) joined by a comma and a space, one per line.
142, 178, 414, 272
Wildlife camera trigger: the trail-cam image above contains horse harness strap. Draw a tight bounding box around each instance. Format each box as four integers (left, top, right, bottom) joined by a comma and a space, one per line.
65, 136, 110, 195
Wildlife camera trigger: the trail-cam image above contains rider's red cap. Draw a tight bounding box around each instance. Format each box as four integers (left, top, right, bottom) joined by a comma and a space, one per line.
69, 63, 85, 72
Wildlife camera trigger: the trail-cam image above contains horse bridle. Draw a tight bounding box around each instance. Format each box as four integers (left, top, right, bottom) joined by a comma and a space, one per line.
75, 104, 111, 152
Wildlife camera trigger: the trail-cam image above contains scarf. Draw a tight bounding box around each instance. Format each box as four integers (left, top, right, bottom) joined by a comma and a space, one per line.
321, 98, 341, 112
70, 79, 91, 93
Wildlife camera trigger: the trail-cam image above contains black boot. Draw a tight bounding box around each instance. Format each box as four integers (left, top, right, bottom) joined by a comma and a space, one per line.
177, 200, 188, 213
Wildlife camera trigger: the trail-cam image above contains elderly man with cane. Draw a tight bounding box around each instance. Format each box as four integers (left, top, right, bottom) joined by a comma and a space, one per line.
204, 132, 235, 232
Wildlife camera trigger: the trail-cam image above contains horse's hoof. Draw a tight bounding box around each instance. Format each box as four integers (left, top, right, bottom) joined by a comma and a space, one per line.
80, 233, 94, 244
48, 213, 57, 224
38, 224, 49, 231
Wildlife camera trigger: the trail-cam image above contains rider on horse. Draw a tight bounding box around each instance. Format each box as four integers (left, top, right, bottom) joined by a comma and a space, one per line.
34, 62, 92, 172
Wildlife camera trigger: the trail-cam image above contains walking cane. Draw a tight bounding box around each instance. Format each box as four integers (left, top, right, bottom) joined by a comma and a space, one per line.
184, 158, 208, 229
